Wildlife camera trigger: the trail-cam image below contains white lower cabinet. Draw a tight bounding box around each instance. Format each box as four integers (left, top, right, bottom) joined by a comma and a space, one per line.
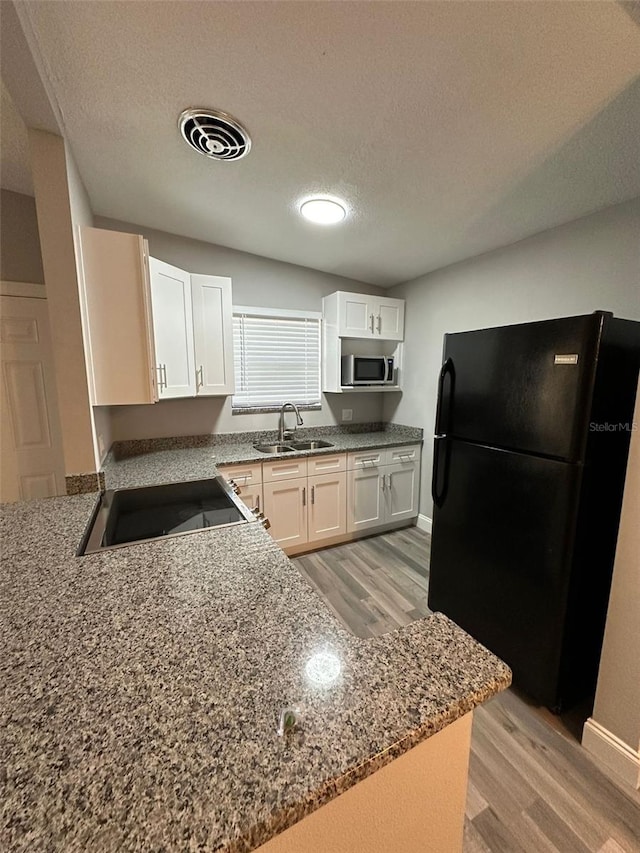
347, 467, 385, 533
262, 454, 347, 550
347, 445, 420, 533
308, 471, 347, 543
385, 461, 420, 523
263, 477, 309, 549
224, 444, 419, 553
218, 462, 263, 512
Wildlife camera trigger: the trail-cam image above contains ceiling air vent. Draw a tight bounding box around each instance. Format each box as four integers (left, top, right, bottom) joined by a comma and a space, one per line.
178, 108, 251, 161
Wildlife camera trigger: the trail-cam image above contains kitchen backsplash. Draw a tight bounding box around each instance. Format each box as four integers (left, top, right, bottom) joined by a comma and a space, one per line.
109, 422, 422, 460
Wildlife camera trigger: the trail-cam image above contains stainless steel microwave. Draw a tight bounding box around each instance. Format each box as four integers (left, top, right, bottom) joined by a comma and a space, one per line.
341, 355, 395, 385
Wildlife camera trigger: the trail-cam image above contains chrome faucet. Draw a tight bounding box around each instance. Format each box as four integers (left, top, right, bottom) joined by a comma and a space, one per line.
279, 402, 304, 443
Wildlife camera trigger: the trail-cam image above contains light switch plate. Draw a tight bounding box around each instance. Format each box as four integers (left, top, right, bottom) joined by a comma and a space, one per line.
342, 409, 353, 422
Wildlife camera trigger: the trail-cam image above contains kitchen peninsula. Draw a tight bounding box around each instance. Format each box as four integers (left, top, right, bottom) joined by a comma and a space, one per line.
1, 427, 511, 853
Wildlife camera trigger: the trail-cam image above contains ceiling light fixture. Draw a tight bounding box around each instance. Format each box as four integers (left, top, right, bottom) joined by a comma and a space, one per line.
299, 196, 347, 225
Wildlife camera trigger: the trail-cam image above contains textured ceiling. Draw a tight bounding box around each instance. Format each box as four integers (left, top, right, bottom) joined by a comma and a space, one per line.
11, 0, 640, 286
0, 80, 33, 195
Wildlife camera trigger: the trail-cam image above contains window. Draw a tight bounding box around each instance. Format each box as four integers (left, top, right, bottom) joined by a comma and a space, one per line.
232, 306, 321, 411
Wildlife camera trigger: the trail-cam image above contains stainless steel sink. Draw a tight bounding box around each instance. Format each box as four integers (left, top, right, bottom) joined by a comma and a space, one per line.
288, 440, 335, 450
253, 443, 295, 454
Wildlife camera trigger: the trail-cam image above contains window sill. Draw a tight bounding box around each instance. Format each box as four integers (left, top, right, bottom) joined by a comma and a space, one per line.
232, 404, 322, 415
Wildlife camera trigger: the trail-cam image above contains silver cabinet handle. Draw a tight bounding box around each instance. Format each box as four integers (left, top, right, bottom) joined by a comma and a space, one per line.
369, 313, 375, 333
157, 364, 166, 390
162, 364, 167, 388
376, 314, 381, 333
196, 365, 204, 389
302, 487, 306, 506
311, 485, 315, 504
381, 475, 385, 491
386, 473, 391, 490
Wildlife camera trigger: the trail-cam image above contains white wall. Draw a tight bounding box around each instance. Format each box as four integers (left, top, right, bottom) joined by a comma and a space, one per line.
384, 197, 640, 520
584, 379, 640, 777
96, 217, 386, 440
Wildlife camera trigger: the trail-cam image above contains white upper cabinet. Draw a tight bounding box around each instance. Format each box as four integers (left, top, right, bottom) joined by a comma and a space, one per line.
149, 258, 196, 399
79, 226, 235, 405
191, 274, 234, 396
79, 227, 157, 405
323, 291, 405, 341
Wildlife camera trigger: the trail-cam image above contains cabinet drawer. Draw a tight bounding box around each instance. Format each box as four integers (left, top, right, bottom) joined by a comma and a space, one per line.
385, 444, 421, 465
307, 453, 346, 475
347, 449, 385, 470
263, 457, 308, 483
218, 462, 263, 486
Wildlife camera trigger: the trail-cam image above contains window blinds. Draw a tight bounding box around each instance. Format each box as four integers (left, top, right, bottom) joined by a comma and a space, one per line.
232, 311, 321, 409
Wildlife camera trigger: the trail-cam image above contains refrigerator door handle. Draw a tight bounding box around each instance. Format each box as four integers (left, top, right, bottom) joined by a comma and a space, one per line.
434, 357, 455, 436
431, 436, 451, 508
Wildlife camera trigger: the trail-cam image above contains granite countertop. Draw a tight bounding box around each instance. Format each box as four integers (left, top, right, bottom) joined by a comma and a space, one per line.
102, 424, 424, 490
1, 492, 511, 852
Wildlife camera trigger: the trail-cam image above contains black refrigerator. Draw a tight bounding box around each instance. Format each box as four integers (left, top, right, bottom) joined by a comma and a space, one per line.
427, 311, 640, 711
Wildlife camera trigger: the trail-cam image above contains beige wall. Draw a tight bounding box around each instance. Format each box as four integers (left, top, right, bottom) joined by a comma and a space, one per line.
589, 380, 640, 753
258, 712, 472, 853
384, 197, 640, 520
96, 217, 386, 440
0, 188, 44, 283
29, 130, 97, 474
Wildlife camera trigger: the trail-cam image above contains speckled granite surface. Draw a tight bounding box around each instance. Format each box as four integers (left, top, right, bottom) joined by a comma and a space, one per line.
65, 471, 105, 495
103, 424, 423, 490
1, 494, 510, 853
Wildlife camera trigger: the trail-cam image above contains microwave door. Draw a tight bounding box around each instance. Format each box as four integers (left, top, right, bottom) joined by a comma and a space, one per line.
356, 358, 385, 383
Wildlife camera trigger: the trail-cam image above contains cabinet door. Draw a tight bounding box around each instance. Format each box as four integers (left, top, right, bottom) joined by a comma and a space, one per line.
347, 468, 385, 533
263, 477, 308, 548
191, 275, 235, 396
149, 258, 196, 399
376, 297, 405, 341
79, 227, 156, 405
237, 484, 263, 513
337, 292, 375, 338
308, 472, 347, 543
384, 462, 419, 523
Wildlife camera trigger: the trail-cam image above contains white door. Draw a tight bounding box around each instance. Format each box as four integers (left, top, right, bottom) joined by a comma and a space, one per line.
191, 274, 235, 396
0, 295, 66, 501
376, 297, 405, 340
308, 471, 347, 543
347, 467, 385, 533
337, 292, 374, 338
263, 477, 308, 548
149, 258, 196, 399
385, 462, 419, 523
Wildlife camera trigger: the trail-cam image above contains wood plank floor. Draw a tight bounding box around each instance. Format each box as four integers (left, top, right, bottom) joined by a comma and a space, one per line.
294, 526, 431, 638
292, 527, 640, 853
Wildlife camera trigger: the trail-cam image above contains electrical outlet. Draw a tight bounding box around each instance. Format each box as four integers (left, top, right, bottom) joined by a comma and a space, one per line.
342, 409, 353, 422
